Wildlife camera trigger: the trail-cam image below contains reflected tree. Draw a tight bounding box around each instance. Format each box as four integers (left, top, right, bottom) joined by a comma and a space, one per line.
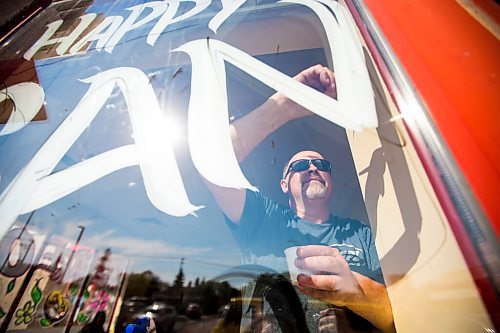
124, 271, 166, 298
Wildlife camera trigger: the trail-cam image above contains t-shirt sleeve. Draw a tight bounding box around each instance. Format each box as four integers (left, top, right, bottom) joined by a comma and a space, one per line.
224, 189, 280, 249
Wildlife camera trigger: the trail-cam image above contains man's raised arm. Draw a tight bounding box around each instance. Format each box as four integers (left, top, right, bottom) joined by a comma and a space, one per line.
204, 65, 336, 223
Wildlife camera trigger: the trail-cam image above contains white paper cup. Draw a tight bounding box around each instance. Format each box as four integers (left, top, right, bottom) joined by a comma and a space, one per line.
284, 246, 315, 284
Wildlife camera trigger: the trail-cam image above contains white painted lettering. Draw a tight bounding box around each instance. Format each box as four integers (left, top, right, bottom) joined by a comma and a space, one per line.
208, 0, 246, 33
148, 0, 214, 46
69, 15, 124, 54
2, 0, 379, 245
105, 2, 166, 53
23, 14, 97, 60
0, 83, 45, 136
0, 67, 203, 240
177, 38, 349, 189
283, 0, 377, 128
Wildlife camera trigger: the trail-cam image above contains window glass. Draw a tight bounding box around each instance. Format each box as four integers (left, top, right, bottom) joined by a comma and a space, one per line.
0, 0, 494, 332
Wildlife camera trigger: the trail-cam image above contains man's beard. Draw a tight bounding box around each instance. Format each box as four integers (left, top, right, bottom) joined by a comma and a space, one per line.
303, 181, 328, 200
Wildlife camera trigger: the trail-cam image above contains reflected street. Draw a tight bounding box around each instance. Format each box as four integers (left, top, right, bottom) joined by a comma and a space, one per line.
22, 315, 219, 333
174, 315, 219, 333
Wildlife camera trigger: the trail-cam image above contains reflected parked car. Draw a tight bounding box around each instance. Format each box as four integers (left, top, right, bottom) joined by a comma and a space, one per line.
133, 302, 177, 333
116, 297, 151, 332
124, 297, 150, 313
185, 303, 202, 320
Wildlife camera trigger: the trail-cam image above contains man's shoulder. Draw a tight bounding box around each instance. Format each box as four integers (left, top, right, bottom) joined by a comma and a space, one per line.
246, 189, 290, 212
242, 189, 294, 223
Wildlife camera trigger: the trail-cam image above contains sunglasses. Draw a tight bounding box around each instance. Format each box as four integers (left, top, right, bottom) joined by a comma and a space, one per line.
284, 159, 332, 178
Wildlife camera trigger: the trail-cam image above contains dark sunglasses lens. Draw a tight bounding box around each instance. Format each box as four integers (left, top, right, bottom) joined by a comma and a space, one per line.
291, 160, 311, 172
312, 159, 331, 172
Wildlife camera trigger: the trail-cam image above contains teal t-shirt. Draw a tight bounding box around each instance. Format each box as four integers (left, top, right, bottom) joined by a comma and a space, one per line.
226, 190, 384, 284
225, 190, 384, 332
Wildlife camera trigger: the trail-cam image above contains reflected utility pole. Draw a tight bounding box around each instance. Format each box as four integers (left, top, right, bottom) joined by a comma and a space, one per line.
63, 225, 87, 333
62, 225, 85, 283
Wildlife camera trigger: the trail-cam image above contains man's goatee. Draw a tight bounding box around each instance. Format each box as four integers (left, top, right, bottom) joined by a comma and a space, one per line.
303, 181, 328, 199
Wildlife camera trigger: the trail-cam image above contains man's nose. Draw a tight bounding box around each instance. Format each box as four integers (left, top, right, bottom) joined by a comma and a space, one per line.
308, 162, 318, 172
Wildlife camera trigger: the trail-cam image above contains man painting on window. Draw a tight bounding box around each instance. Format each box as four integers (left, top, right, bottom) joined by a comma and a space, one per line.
204, 65, 395, 333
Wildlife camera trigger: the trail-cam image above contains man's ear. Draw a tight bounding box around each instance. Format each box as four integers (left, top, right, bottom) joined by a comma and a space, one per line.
280, 178, 288, 193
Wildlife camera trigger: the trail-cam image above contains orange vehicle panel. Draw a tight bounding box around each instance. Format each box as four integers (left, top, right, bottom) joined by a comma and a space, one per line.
363, 0, 500, 232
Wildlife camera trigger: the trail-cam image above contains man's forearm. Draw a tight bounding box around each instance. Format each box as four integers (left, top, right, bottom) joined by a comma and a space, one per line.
205, 93, 304, 223
231, 93, 308, 161
348, 273, 395, 333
